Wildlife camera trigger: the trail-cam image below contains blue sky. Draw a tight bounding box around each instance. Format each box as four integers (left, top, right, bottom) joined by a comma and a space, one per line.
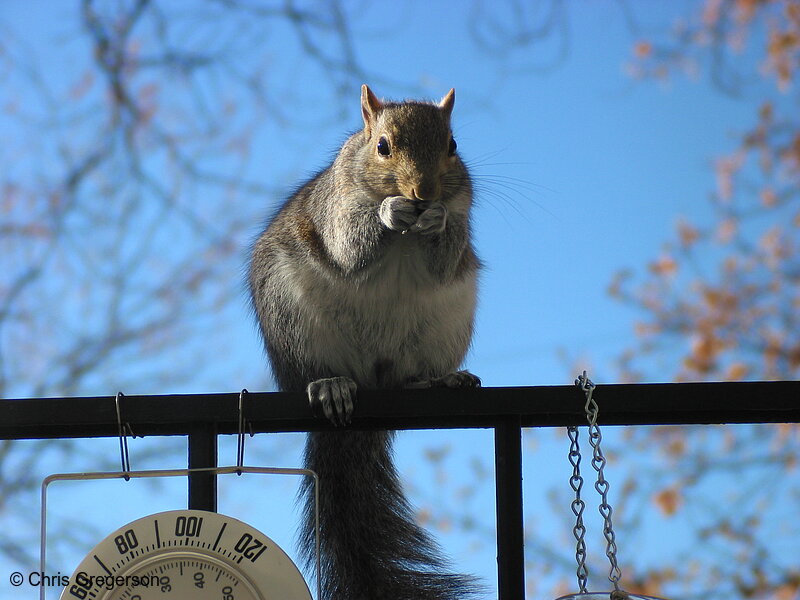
0, 1, 757, 391
1, 2, 791, 599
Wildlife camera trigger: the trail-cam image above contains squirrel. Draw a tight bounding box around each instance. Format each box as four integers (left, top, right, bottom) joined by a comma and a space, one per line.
248, 85, 481, 600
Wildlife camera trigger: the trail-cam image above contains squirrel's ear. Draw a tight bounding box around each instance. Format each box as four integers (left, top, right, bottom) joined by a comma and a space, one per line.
439, 88, 455, 119
361, 84, 382, 135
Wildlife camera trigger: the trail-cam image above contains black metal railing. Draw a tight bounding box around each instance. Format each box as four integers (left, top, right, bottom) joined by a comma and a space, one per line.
3, 380, 799, 599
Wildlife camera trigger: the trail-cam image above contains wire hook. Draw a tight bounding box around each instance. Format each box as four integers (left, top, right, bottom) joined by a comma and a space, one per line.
115, 391, 135, 481
236, 389, 253, 475
574, 370, 596, 395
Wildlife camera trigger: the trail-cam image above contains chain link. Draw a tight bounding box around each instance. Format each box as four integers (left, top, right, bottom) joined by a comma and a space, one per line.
567, 425, 589, 592
575, 371, 623, 589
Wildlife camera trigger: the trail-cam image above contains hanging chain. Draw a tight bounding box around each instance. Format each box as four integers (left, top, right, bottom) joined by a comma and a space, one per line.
567, 425, 589, 593
576, 371, 623, 590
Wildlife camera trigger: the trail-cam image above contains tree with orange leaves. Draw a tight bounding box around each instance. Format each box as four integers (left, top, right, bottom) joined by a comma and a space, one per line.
608, 2, 800, 598
615, 0, 800, 383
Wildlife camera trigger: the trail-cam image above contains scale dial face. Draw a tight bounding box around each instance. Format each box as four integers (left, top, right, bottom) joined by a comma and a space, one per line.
59, 510, 312, 600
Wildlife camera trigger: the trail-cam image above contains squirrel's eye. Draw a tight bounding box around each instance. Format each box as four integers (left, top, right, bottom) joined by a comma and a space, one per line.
448, 136, 457, 156
377, 136, 391, 156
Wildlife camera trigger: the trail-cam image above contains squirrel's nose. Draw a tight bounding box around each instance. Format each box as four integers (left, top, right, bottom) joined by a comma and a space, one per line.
411, 181, 439, 202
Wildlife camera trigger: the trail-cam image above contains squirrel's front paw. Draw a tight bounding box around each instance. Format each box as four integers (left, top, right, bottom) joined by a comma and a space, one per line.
410, 201, 447, 235
307, 376, 357, 426
379, 196, 421, 232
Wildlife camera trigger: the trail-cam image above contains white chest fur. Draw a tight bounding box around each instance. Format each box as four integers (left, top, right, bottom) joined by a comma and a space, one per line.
285, 238, 476, 387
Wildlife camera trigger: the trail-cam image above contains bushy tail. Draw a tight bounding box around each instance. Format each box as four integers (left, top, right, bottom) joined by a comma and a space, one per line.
299, 430, 480, 600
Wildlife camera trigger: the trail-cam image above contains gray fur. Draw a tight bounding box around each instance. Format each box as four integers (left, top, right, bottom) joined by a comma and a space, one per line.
248, 86, 481, 600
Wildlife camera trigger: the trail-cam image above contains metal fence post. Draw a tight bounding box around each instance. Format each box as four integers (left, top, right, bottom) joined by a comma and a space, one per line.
495, 415, 525, 599
188, 423, 218, 512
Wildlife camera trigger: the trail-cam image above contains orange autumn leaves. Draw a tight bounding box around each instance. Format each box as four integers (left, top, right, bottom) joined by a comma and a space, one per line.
653, 487, 683, 516
615, 216, 800, 380
614, 0, 800, 383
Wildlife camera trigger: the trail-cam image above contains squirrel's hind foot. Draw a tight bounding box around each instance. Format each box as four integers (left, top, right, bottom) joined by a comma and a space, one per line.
405, 370, 481, 390
307, 376, 357, 426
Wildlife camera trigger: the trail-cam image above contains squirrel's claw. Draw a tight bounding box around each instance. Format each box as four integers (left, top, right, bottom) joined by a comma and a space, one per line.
307, 376, 357, 426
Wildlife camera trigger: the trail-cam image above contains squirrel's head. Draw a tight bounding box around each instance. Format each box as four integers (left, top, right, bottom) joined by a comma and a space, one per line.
359, 85, 465, 203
